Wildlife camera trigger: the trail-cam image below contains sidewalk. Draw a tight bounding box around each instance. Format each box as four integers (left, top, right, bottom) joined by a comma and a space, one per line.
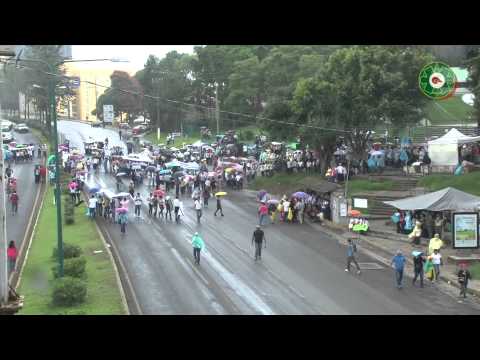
316, 218, 480, 299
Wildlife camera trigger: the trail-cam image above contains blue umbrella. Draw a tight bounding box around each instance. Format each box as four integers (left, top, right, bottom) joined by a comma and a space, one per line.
159, 169, 171, 175
89, 186, 101, 194
292, 191, 308, 199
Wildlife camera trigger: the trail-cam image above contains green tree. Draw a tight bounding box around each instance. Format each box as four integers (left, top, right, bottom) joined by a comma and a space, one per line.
292, 46, 434, 164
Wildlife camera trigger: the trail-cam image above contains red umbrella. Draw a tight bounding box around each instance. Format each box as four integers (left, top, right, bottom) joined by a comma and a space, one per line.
349, 210, 362, 217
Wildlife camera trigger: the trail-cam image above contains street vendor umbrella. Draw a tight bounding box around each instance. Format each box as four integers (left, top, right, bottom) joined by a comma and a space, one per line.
292, 191, 308, 199
154, 189, 165, 197
215, 192, 227, 196
349, 209, 362, 217
267, 199, 279, 205
115, 207, 128, 214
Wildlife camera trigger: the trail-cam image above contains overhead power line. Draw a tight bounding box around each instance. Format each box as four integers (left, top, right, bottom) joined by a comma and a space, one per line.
1, 59, 351, 134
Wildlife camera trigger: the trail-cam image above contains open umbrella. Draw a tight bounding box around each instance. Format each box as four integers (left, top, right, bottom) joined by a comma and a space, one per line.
159, 169, 171, 175
292, 191, 307, 199
116, 172, 127, 177
172, 171, 185, 179
267, 199, 279, 205
115, 207, 128, 214
207, 171, 217, 178
258, 190, 267, 199
153, 189, 165, 197
349, 210, 362, 217
215, 192, 227, 196
89, 186, 101, 194
146, 165, 157, 172
412, 250, 424, 257
113, 192, 131, 198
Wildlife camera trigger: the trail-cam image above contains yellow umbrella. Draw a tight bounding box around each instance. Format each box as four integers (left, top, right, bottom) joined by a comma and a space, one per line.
215, 192, 227, 196
225, 168, 234, 173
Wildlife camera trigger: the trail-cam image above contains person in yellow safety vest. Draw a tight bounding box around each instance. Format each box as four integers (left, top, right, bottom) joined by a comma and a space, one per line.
428, 233, 444, 256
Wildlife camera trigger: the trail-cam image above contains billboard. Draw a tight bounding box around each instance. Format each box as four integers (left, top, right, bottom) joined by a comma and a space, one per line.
103, 105, 114, 124
452, 212, 479, 249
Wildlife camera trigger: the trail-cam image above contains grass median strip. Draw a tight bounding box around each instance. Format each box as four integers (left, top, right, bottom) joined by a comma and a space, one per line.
18, 187, 126, 315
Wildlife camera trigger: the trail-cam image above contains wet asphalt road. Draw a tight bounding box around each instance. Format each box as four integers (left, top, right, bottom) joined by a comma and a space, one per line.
3, 131, 41, 252
59, 120, 480, 314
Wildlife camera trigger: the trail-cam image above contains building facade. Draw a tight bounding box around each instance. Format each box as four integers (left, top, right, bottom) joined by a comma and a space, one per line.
60, 62, 136, 121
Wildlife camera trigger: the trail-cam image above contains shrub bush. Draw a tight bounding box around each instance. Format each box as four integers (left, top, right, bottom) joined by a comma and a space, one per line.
52, 256, 87, 279
243, 129, 255, 141
52, 243, 83, 260
51, 277, 87, 306
63, 196, 75, 225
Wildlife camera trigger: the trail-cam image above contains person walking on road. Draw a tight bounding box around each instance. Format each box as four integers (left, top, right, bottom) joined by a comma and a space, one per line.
9, 190, 19, 215
7, 240, 17, 275
134, 193, 142, 218
119, 129, 122, 141
118, 212, 128, 234
194, 198, 203, 223
214, 195, 224, 216
165, 195, 173, 221
412, 251, 425, 288
258, 202, 269, 226
252, 225, 266, 261
191, 232, 205, 265
203, 188, 210, 208
391, 250, 406, 289
88, 194, 97, 219
457, 262, 472, 299
173, 196, 183, 223
345, 239, 361, 275
148, 193, 154, 216
431, 249, 443, 281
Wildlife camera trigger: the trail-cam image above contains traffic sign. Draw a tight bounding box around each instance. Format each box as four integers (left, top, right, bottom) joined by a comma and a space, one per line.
103, 105, 114, 124
68, 76, 81, 89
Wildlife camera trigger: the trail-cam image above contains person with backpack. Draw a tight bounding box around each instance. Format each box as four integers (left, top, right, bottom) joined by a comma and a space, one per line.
9, 191, 19, 215
391, 250, 406, 289
252, 225, 266, 261
457, 262, 472, 299
412, 251, 425, 288
345, 238, 361, 274
191, 232, 205, 265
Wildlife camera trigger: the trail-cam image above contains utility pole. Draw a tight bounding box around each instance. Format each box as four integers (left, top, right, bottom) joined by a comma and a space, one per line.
0, 98, 9, 305
215, 82, 220, 135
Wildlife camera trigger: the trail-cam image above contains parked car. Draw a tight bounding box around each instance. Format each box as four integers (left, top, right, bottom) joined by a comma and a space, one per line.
2, 132, 13, 143
132, 125, 147, 135
1, 120, 13, 131
91, 120, 102, 127
14, 123, 29, 133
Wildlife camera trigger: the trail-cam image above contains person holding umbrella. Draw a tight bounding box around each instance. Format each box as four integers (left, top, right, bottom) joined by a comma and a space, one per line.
214, 194, 225, 216
192, 232, 205, 265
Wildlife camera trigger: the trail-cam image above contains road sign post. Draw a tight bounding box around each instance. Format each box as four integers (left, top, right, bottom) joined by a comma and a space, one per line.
103, 105, 114, 125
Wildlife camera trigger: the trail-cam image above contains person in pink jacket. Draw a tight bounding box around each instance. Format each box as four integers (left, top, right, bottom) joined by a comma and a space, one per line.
7, 241, 17, 274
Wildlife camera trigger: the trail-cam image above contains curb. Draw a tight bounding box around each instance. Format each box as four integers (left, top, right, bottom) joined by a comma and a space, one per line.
93, 220, 131, 315
316, 220, 480, 299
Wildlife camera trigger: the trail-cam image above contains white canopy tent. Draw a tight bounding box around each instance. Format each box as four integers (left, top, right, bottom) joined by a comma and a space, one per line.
427, 128, 480, 166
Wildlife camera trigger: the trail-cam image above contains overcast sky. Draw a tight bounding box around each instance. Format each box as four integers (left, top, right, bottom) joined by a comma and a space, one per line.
72, 45, 196, 71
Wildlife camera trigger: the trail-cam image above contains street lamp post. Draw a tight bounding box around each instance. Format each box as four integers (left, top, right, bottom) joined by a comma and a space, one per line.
7, 56, 129, 278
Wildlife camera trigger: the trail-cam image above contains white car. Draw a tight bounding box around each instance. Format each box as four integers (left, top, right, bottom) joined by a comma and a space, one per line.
14, 123, 29, 133
2, 132, 13, 143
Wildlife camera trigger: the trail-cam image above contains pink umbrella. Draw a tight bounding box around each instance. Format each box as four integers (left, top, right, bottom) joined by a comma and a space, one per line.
207, 171, 217, 178
154, 189, 165, 197
116, 207, 128, 214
